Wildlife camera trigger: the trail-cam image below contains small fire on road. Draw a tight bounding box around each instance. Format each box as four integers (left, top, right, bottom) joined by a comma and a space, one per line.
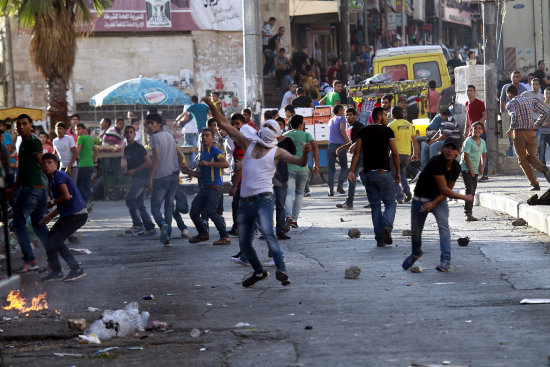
2, 290, 48, 315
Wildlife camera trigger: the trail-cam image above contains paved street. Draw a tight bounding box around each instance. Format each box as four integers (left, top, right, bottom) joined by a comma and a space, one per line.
2, 179, 550, 366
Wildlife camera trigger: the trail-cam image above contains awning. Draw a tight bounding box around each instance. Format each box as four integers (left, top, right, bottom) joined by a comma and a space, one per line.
0, 107, 43, 121
289, 0, 339, 17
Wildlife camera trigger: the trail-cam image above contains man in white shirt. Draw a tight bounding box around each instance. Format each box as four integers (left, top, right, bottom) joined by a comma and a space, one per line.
281, 83, 298, 109
52, 122, 78, 181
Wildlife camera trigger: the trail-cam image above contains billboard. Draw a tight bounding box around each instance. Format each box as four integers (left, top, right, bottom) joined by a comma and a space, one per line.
90, 0, 243, 32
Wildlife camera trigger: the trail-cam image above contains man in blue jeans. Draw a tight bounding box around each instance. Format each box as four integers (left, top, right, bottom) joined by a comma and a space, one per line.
348, 107, 400, 247
402, 138, 474, 272
327, 105, 350, 196
123, 126, 156, 236
186, 128, 231, 246
7, 114, 49, 273
204, 96, 310, 288
147, 113, 182, 247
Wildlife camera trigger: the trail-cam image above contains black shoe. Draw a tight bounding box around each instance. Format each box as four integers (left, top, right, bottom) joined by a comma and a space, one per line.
382, 227, 393, 245
232, 251, 242, 258
336, 202, 353, 209
228, 228, 239, 236
277, 233, 291, 240
404, 194, 412, 202
275, 270, 291, 286
376, 239, 386, 247
242, 270, 269, 287
337, 186, 345, 194
258, 235, 266, 240
530, 184, 541, 191
328, 190, 334, 197
63, 268, 87, 282
41, 272, 64, 282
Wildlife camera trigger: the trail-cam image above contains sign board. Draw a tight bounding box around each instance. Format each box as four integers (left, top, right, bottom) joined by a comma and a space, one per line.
90, 0, 243, 32
443, 5, 471, 26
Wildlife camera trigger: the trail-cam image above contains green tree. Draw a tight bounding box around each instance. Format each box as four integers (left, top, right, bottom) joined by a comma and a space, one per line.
0, 0, 111, 134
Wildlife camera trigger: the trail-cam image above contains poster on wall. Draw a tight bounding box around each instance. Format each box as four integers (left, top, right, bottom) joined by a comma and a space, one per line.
90, 0, 243, 32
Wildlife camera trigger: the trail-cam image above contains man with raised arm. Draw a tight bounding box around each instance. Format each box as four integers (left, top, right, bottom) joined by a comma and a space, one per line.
202, 97, 311, 288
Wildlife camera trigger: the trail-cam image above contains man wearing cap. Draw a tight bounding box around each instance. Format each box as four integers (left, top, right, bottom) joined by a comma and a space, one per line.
202, 96, 311, 288
402, 137, 474, 273
505, 84, 550, 190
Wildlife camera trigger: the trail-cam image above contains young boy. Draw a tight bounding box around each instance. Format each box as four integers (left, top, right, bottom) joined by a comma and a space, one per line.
39, 153, 87, 282
460, 122, 487, 221
123, 125, 156, 236
402, 138, 474, 272
38, 131, 53, 153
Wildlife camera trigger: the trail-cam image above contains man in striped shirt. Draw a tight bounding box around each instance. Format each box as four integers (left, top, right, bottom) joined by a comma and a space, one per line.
506, 84, 550, 190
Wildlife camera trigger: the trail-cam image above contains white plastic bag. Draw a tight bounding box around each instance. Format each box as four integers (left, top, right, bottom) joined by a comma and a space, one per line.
87, 302, 149, 340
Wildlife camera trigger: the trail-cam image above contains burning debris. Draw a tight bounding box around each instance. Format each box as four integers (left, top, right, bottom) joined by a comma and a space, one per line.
2, 290, 48, 315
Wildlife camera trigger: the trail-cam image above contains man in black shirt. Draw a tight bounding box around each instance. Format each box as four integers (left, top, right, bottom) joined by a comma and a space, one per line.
123, 126, 156, 236
348, 107, 400, 247
534, 60, 549, 92
263, 26, 285, 76
291, 87, 314, 108
402, 138, 473, 273
291, 46, 310, 75
336, 108, 365, 209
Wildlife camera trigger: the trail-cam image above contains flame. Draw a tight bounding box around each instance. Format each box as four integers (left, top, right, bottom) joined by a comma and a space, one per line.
2, 290, 48, 313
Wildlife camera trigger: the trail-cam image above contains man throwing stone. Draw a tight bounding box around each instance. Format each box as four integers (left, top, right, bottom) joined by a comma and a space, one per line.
203, 97, 311, 288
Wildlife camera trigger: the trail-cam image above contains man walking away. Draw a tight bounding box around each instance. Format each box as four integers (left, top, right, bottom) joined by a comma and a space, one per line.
123, 125, 156, 236
7, 114, 49, 273
505, 85, 550, 191
402, 138, 474, 272
39, 153, 87, 282
76, 123, 94, 206
147, 113, 181, 246
327, 105, 350, 196
348, 107, 400, 247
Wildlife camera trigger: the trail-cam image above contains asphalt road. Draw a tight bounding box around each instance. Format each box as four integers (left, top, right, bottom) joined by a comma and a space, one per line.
2, 184, 550, 366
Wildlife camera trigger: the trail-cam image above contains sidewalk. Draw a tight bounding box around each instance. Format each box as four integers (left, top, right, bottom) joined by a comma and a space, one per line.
456, 172, 550, 234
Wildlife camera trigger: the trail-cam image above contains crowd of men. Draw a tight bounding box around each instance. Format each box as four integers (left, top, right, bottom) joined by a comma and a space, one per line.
4, 57, 550, 285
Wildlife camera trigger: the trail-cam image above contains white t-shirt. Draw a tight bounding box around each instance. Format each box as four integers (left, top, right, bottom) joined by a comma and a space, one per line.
281, 91, 297, 109
52, 135, 77, 169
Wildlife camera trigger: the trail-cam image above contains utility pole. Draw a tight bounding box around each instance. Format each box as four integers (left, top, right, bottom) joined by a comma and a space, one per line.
340, 0, 350, 71
438, 0, 443, 45
401, 0, 406, 45
483, 0, 499, 173
242, 0, 263, 118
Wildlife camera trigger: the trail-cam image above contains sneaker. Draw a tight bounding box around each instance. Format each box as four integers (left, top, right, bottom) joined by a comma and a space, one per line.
275, 270, 291, 286
41, 272, 64, 282
181, 228, 190, 238
14, 261, 39, 274
284, 217, 293, 233
125, 225, 144, 234
328, 190, 334, 197
303, 191, 311, 197
164, 240, 171, 247
336, 202, 353, 209
382, 227, 393, 245
337, 186, 345, 194
530, 184, 541, 191
277, 233, 291, 240
231, 256, 250, 266
140, 228, 157, 236
436, 260, 451, 272
290, 221, 298, 229
402, 249, 425, 270
409, 172, 421, 184
478, 175, 489, 182
404, 194, 412, 202
63, 268, 87, 282
242, 270, 269, 287
263, 259, 276, 267
465, 214, 479, 222
160, 223, 169, 244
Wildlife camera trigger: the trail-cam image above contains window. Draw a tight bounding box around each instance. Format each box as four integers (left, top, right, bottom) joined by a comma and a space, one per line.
382, 64, 408, 82
413, 61, 442, 87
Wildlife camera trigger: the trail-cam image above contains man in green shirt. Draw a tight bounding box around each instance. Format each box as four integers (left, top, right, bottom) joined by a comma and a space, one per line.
76, 123, 94, 205
283, 115, 319, 229
6, 114, 50, 273
320, 80, 343, 106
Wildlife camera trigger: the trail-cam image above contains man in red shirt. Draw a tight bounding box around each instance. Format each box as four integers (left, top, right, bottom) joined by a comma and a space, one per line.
327, 59, 342, 85
464, 85, 488, 180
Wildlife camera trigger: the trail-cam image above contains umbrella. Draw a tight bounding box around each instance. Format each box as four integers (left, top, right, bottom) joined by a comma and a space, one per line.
89, 77, 191, 107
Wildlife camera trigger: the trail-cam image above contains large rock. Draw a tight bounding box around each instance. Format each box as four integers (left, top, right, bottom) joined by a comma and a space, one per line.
348, 228, 361, 238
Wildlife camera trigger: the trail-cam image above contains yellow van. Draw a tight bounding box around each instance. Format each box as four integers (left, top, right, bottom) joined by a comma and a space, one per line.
373, 45, 451, 95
